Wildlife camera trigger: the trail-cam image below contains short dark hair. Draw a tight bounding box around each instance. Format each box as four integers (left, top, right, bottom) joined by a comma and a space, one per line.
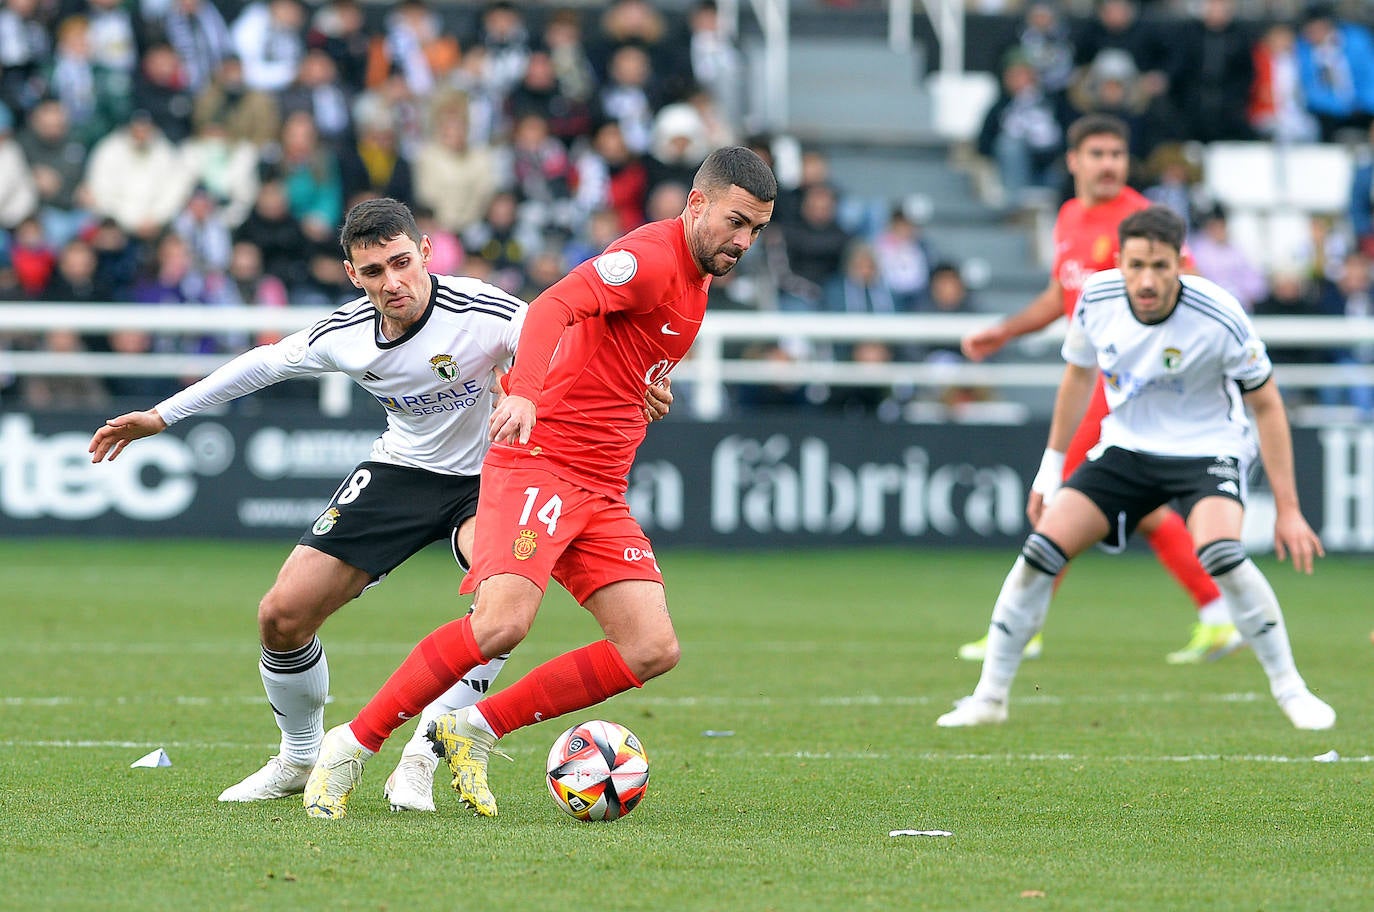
1118, 205, 1186, 253
339, 197, 422, 260
692, 146, 777, 203
1066, 112, 1130, 150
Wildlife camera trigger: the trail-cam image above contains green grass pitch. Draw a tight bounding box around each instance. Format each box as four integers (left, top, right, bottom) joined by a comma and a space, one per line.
2, 539, 1370, 911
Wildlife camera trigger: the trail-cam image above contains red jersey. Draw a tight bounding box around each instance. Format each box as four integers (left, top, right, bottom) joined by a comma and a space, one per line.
491, 217, 709, 496
1052, 186, 1150, 318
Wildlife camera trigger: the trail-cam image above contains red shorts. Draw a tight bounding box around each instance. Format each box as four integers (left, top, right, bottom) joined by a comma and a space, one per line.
460, 463, 663, 604
1064, 376, 1110, 478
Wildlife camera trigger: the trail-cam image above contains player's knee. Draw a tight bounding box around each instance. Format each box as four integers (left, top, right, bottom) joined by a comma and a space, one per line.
1197, 538, 1247, 577
1020, 532, 1068, 577
257, 590, 318, 651
629, 631, 680, 682
474, 613, 534, 658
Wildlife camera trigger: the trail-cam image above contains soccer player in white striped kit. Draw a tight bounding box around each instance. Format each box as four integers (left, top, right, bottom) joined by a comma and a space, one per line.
937, 205, 1335, 730
87, 198, 673, 807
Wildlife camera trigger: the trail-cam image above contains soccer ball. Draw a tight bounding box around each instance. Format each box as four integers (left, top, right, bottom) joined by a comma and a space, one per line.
545, 720, 649, 821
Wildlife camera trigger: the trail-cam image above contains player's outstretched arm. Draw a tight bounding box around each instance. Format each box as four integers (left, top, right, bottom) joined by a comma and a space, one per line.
88, 409, 168, 463
644, 378, 672, 422
961, 278, 1064, 362
1244, 381, 1324, 573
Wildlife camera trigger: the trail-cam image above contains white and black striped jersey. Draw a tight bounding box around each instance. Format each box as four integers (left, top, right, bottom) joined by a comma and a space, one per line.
1064, 269, 1272, 461
156, 275, 527, 476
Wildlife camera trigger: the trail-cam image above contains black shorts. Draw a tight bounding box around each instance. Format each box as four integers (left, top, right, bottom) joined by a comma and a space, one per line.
1063, 447, 1246, 551
299, 461, 481, 579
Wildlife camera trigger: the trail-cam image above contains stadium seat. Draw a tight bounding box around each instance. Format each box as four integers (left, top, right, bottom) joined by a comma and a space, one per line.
1224, 208, 1268, 270
1265, 208, 1316, 271
926, 70, 999, 143
1203, 142, 1280, 210
1278, 143, 1354, 213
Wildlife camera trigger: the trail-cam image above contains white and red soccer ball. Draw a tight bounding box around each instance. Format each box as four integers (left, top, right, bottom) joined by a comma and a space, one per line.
546, 720, 649, 821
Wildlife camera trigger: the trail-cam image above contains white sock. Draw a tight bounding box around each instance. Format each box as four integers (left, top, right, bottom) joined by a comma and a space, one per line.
1197, 596, 1230, 626
974, 557, 1056, 703
1212, 559, 1305, 697
403, 655, 508, 755
466, 705, 497, 737
259, 638, 330, 766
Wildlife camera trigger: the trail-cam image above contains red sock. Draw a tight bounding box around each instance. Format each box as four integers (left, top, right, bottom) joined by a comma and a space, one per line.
1147, 511, 1221, 609
349, 616, 487, 751
477, 640, 643, 738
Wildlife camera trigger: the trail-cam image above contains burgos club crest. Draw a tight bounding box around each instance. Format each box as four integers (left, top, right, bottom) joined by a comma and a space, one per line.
313, 508, 341, 535
512, 529, 538, 560
430, 354, 460, 382
1162, 347, 1183, 371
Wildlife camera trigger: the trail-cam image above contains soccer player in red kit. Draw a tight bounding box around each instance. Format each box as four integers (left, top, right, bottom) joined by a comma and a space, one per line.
959, 114, 1237, 666
302, 146, 777, 818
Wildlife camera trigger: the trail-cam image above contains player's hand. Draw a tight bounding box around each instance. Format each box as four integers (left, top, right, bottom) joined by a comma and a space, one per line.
489, 394, 537, 445
960, 325, 1010, 362
644, 377, 672, 422
88, 410, 167, 463
1273, 510, 1324, 575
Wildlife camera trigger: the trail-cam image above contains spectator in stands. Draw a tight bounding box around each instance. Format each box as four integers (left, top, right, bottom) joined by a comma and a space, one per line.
921, 262, 992, 411
1249, 20, 1319, 143
367, 0, 459, 97
45, 14, 129, 147
541, 8, 598, 110
1315, 250, 1374, 415
43, 236, 113, 356
506, 48, 593, 149
461, 190, 533, 295
267, 110, 342, 245
873, 205, 934, 312
1189, 205, 1267, 313
1254, 265, 1327, 371
507, 110, 575, 233
89, 216, 138, 300
294, 243, 356, 309
596, 44, 657, 156
234, 179, 308, 289
1066, 48, 1159, 160
773, 181, 851, 313
477, 0, 533, 107
86, 0, 139, 77
20, 326, 110, 410
306, 0, 370, 94
1141, 143, 1204, 233
590, 0, 677, 85
686, 1, 741, 121
133, 42, 195, 143
1350, 120, 1374, 257
411, 204, 463, 275
1072, 0, 1173, 108
19, 99, 93, 247
977, 51, 1065, 208
572, 118, 648, 231
222, 240, 289, 338
85, 109, 195, 240
181, 114, 259, 229
170, 185, 233, 276
0, 102, 39, 230
1167, 0, 1254, 143
10, 216, 54, 295
231, 0, 306, 94
1295, 2, 1374, 141
646, 101, 709, 199
518, 247, 566, 303
193, 54, 281, 149
413, 91, 499, 236
0, 0, 50, 118
1013, 2, 1075, 100
162, 0, 233, 95
279, 49, 353, 145
561, 206, 622, 265
338, 92, 414, 207
644, 180, 689, 223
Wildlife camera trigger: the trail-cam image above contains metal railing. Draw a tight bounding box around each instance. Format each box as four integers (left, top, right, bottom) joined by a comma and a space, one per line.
3, 305, 1372, 420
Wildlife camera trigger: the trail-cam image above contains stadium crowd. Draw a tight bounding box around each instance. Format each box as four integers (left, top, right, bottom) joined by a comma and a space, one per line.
0, 0, 1371, 416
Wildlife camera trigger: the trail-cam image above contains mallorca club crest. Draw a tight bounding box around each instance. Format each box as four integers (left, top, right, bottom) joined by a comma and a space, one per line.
1162, 347, 1183, 371
429, 354, 460, 383
512, 529, 538, 561
313, 508, 341, 536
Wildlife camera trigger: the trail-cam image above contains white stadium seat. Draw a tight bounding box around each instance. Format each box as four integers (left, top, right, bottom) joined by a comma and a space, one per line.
1203, 142, 1280, 209
926, 70, 999, 143
1278, 143, 1354, 212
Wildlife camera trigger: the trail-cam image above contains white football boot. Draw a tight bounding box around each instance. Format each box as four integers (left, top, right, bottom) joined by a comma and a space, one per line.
936, 695, 1009, 727
1276, 688, 1336, 731
218, 755, 314, 802
383, 744, 439, 812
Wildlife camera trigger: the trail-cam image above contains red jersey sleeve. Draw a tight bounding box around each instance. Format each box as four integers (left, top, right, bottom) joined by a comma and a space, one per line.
505, 238, 679, 403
